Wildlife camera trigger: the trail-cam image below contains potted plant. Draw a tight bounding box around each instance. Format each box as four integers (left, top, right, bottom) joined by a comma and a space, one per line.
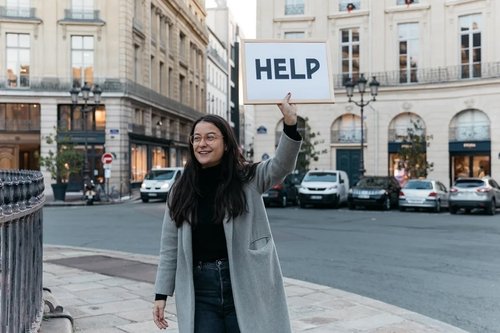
39, 129, 84, 201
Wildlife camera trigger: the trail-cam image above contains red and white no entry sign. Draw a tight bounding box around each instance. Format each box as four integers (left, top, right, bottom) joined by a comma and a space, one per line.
101, 152, 113, 164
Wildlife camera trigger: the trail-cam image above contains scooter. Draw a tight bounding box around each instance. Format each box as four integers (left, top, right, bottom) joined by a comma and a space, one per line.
84, 181, 96, 205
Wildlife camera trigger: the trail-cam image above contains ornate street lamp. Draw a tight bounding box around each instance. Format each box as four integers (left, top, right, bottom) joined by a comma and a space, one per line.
344, 74, 379, 176
70, 82, 102, 187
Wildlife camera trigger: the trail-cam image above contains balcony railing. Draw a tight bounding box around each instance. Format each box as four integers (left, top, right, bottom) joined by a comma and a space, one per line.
0, 6, 36, 18
64, 9, 101, 21
448, 125, 490, 142
388, 127, 425, 142
333, 62, 500, 89
207, 46, 228, 69
331, 129, 365, 143
130, 124, 145, 135
0, 170, 45, 333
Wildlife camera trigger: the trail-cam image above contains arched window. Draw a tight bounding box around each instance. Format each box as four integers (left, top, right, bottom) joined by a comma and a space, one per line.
449, 109, 490, 142
331, 113, 363, 143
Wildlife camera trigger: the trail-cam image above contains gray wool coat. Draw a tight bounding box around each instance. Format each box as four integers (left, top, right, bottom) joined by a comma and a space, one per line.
155, 133, 301, 333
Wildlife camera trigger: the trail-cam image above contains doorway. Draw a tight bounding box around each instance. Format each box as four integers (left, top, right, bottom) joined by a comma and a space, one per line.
336, 149, 361, 186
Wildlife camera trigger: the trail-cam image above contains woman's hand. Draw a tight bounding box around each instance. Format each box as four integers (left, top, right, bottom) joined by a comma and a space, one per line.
278, 92, 298, 126
153, 299, 169, 329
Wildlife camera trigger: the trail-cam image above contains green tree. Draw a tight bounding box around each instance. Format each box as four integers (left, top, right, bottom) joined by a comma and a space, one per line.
296, 117, 328, 173
399, 120, 434, 179
39, 129, 84, 184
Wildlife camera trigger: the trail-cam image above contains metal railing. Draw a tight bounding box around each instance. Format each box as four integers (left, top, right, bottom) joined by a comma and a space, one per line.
64, 9, 101, 21
0, 6, 37, 18
0, 170, 45, 333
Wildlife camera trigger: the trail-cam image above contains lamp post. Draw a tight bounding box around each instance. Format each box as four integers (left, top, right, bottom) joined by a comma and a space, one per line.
344, 74, 379, 176
70, 82, 102, 188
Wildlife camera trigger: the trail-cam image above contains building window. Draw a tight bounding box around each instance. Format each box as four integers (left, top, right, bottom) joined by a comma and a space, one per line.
460, 14, 481, 79
57, 105, 105, 132
151, 5, 157, 44
179, 75, 185, 103
6, 33, 30, 88
285, 0, 304, 15
134, 44, 141, 83
398, 23, 419, 83
179, 32, 186, 62
0, 103, 40, 131
131, 143, 147, 182
339, 0, 360, 12
340, 28, 360, 83
159, 61, 165, 94
284, 32, 305, 39
5, 0, 30, 17
71, 35, 94, 87
71, 0, 94, 19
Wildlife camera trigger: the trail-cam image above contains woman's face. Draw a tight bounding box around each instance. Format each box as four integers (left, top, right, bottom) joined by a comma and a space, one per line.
192, 121, 225, 168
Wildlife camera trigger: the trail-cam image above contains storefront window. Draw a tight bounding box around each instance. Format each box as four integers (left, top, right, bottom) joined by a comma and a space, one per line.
152, 146, 167, 168
131, 143, 147, 182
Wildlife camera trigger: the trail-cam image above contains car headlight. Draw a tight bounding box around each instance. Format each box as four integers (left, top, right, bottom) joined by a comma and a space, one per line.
378, 190, 386, 195
348, 189, 353, 194
161, 183, 170, 190
140, 183, 146, 189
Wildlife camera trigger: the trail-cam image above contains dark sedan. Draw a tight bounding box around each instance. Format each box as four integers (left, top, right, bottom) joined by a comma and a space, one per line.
348, 176, 401, 210
263, 173, 304, 207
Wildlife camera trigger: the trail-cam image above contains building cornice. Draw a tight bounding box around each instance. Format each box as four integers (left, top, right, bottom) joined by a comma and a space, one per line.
274, 16, 315, 23
385, 4, 431, 14
328, 10, 369, 20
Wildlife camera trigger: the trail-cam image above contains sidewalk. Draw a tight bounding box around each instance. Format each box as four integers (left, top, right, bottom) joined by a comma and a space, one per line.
41, 245, 468, 333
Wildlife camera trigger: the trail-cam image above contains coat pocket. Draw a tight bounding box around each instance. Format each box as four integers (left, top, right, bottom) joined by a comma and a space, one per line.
249, 235, 272, 251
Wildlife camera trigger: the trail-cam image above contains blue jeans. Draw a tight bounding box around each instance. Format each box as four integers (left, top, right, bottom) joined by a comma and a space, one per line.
193, 259, 240, 333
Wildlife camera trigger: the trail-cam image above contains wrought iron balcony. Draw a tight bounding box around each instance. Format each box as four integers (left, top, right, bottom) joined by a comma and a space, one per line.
449, 125, 490, 142
64, 9, 101, 21
331, 129, 365, 144
0, 6, 37, 18
285, 4, 304, 15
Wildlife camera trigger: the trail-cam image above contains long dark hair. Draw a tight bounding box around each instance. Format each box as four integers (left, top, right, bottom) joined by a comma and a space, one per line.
169, 114, 258, 227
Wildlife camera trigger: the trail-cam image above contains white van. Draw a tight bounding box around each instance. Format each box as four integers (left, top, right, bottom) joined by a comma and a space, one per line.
140, 167, 183, 202
298, 170, 350, 208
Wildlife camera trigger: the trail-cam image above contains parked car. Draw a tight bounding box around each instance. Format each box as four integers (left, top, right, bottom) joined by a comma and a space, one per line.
348, 176, 401, 210
263, 172, 304, 207
399, 179, 449, 212
449, 177, 500, 215
298, 170, 349, 208
140, 167, 183, 202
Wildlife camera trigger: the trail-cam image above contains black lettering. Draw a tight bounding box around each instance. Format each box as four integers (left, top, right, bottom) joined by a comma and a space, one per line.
274, 58, 289, 79
306, 58, 320, 79
290, 59, 306, 79
255, 59, 273, 80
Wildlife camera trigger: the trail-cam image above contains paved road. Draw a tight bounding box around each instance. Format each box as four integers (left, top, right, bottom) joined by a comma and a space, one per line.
44, 202, 500, 333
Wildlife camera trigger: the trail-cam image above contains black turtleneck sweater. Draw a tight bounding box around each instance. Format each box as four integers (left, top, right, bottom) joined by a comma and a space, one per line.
193, 164, 227, 263
155, 123, 301, 301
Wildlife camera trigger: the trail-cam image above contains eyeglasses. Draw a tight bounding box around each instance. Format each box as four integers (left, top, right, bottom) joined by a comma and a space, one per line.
189, 133, 223, 146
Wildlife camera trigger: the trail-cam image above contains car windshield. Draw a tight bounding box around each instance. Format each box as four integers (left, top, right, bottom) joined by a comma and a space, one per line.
303, 172, 337, 182
145, 170, 176, 180
404, 181, 432, 190
454, 179, 485, 188
356, 177, 387, 187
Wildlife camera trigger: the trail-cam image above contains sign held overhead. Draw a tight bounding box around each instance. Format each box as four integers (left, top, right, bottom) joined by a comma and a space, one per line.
241, 40, 335, 104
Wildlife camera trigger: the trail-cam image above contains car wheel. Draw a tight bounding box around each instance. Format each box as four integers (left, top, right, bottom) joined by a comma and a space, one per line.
399, 206, 406, 212
142, 198, 149, 203
449, 206, 457, 214
434, 200, 441, 213
383, 197, 391, 210
281, 195, 287, 208
488, 200, 496, 215
348, 202, 355, 210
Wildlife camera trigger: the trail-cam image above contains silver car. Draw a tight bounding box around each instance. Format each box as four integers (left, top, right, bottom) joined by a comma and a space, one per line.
449, 177, 500, 215
399, 179, 449, 213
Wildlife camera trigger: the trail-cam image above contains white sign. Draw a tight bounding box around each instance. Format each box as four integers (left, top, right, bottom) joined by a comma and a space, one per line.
104, 168, 111, 178
241, 40, 334, 104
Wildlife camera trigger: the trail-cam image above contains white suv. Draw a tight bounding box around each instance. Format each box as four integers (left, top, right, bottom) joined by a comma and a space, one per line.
298, 170, 350, 208
140, 167, 183, 202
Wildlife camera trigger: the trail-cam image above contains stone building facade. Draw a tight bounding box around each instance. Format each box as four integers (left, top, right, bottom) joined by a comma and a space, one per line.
254, 0, 500, 187
0, 0, 208, 194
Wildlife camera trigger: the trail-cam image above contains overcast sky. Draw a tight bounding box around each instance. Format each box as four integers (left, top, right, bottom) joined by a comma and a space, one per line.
206, 0, 257, 38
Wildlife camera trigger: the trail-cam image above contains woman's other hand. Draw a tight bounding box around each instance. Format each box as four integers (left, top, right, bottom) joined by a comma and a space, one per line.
278, 92, 297, 126
153, 299, 169, 329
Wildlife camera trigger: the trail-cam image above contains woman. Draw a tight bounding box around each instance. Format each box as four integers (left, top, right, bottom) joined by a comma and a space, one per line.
153, 93, 302, 332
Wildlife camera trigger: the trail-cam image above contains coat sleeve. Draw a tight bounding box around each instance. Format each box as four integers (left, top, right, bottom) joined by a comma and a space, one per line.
154, 205, 178, 296
253, 133, 302, 193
